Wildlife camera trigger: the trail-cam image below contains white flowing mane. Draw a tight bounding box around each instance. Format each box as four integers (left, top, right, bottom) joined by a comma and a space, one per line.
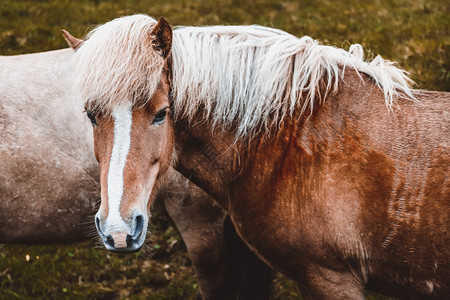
72, 14, 415, 137
171, 25, 415, 136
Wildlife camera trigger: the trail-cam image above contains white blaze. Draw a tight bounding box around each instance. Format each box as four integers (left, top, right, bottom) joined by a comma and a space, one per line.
106, 103, 133, 231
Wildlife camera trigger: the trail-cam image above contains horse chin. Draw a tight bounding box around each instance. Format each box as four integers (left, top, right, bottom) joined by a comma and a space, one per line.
107, 244, 143, 254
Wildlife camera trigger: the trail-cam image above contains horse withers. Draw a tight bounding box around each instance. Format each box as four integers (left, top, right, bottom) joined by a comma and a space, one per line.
0, 47, 271, 299
67, 15, 449, 299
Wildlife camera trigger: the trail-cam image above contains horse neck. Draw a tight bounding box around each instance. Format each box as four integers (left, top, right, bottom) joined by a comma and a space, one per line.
173, 118, 247, 209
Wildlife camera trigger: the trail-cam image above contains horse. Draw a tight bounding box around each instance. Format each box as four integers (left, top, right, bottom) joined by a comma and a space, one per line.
65, 14, 449, 299
0, 48, 272, 299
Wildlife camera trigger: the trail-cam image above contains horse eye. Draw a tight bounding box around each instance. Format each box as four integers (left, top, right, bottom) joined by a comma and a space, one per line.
86, 110, 97, 126
152, 109, 167, 125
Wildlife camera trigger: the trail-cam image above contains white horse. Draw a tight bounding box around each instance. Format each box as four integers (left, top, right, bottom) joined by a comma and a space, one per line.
0, 48, 271, 299
0, 48, 97, 242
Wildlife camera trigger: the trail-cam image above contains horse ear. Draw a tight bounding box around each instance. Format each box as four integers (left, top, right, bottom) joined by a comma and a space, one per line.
61, 29, 84, 50
150, 17, 172, 58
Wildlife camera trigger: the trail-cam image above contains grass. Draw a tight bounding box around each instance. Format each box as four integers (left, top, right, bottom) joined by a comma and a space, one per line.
0, 0, 448, 299
0, 216, 198, 299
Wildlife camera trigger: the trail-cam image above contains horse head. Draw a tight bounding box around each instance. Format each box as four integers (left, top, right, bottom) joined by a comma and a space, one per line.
65, 15, 175, 252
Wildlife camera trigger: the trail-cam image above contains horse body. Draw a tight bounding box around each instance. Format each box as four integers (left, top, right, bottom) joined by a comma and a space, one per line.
0, 48, 271, 299
174, 72, 449, 298
170, 24, 449, 298
0, 49, 99, 242
70, 15, 449, 299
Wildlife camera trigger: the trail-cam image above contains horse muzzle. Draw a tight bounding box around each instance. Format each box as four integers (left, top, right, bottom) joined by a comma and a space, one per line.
95, 212, 146, 253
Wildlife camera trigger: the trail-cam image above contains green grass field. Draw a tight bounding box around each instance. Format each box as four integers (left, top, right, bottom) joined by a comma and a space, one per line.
0, 0, 448, 299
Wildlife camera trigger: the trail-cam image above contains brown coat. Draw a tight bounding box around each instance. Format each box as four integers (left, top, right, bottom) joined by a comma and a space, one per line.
175, 71, 449, 298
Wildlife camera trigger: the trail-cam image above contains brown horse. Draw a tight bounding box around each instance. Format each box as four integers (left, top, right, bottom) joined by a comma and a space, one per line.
66, 15, 449, 299
0, 48, 271, 299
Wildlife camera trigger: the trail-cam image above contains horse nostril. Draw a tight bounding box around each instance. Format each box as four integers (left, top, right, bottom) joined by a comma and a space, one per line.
105, 234, 115, 248
95, 215, 100, 230
132, 215, 144, 240
126, 234, 133, 248
95, 215, 106, 239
